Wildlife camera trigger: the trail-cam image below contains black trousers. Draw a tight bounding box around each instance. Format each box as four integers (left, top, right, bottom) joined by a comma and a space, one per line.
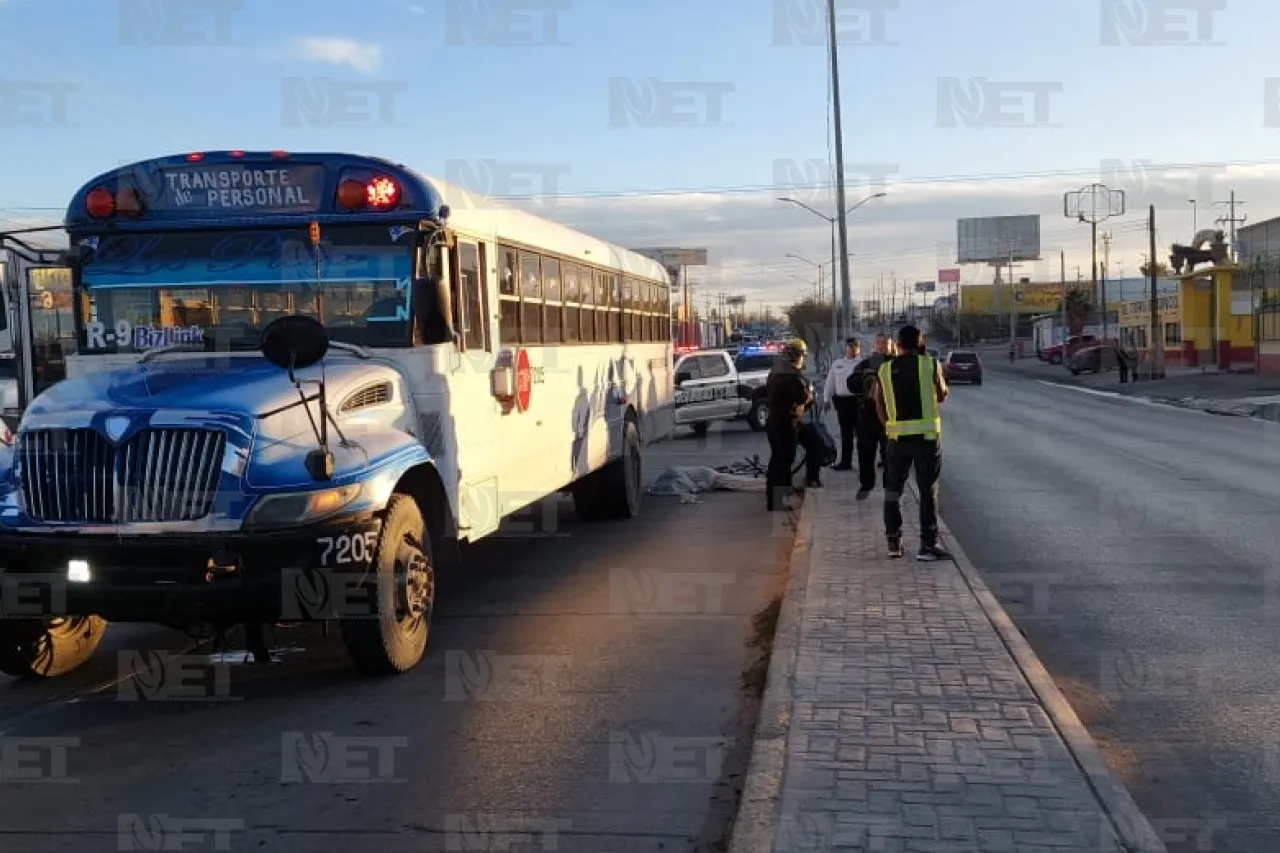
855, 414, 886, 491
832, 396, 858, 466
797, 422, 824, 485
765, 422, 798, 510
1117, 357, 1129, 383
883, 438, 941, 546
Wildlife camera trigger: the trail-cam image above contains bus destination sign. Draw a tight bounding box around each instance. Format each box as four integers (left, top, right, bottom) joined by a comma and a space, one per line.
154, 165, 327, 213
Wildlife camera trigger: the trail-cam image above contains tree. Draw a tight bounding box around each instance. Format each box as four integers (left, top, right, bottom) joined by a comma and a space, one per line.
785, 298, 836, 352
1139, 258, 1170, 278
1064, 287, 1092, 335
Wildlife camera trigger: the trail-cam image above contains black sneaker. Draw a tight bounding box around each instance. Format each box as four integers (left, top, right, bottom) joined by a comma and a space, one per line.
856, 489, 871, 501
916, 544, 954, 562
832, 463, 853, 471
887, 537, 904, 558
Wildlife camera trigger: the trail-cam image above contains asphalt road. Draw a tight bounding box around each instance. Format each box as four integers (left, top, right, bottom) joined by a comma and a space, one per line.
0, 420, 792, 853
938, 360, 1280, 853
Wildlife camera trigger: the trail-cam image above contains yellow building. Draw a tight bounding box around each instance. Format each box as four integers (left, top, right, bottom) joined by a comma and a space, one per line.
1175, 264, 1258, 370
1118, 292, 1183, 364
958, 282, 1066, 316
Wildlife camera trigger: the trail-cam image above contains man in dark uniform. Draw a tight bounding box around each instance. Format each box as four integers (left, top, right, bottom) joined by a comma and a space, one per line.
873, 325, 952, 561
849, 334, 891, 500
764, 338, 812, 512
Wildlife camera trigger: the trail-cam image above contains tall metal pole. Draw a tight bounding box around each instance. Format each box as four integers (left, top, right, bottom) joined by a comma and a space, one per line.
1060, 249, 1068, 371
1008, 247, 1016, 357
1091, 219, 1099, 328
826, 0, 852, 342
829, 220, 838, 349
1101, 230, 1111, 342
1149, 204, 1164, 379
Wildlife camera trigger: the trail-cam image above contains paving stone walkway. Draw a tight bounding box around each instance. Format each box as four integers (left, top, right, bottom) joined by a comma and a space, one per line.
768, 472, 1153, 852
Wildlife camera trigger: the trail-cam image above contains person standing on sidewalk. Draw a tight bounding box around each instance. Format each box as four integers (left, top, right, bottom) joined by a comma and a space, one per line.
822, 337, 861, 471
873, 325, 952, 561
849, 334, 891, 499
764, 338, 812, 512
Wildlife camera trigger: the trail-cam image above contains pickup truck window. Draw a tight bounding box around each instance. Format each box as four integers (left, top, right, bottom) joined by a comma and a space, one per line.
697, 354, 730, 378
675, 357, 702, 380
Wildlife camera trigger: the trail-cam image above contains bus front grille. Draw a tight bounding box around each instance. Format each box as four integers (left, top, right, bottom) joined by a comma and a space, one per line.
18, 428, 226, 523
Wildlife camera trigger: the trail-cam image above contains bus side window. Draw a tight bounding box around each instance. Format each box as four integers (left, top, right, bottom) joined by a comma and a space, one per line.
519, 252, 543, 345
498, 245, 519, 345
456, 242, 488, 351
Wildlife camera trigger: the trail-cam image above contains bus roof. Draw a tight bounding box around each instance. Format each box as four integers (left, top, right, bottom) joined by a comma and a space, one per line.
65, 150, 670, 283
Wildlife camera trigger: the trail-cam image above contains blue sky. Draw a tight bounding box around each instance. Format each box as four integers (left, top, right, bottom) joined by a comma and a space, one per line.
3, 0, 1279, 308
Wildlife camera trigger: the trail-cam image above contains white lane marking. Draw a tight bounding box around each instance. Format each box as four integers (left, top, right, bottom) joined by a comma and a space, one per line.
1033, 380, 1213, 414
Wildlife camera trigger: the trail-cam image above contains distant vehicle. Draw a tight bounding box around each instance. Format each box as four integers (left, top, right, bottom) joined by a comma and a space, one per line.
674, 349, 769, 434
1041, 334, 1098, 365
926, 348, 941, 360
943, 350, 983, 385
1067, 345, 1108, 375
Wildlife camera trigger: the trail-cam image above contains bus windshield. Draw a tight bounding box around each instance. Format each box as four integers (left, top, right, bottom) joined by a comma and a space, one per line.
77, 223, 416, 353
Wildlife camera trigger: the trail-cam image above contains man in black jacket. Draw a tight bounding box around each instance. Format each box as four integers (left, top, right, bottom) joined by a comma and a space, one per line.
848, 334, 891, 500
764, 338, 813, 512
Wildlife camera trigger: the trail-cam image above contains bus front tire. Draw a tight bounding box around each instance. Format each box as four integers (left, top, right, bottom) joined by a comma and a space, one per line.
0, 615, 106, 679
340, 495, 434, 675
572, 420, 642, 521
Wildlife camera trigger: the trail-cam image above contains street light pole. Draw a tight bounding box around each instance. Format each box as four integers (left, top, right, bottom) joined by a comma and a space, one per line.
826, 0, 852, 343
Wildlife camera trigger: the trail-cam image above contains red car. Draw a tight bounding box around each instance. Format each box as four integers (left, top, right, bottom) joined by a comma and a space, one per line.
942, 350, 983, 385
1040, 334, 1098, 365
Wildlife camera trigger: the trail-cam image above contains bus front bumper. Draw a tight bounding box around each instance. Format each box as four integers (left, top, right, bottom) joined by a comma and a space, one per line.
0, 517, 383, 622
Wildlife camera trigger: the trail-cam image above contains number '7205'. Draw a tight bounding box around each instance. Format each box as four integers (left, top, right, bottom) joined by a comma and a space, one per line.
317, 532, 379, 566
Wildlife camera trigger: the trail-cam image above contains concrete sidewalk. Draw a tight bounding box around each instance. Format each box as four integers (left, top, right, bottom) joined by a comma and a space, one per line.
731, 473, 1168, 852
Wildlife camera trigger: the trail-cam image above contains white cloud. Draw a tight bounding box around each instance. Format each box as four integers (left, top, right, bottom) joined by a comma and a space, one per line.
293, 37, 382, 74
493, 163, 1280, 310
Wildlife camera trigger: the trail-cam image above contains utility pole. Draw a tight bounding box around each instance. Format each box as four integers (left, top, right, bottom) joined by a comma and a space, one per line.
1148, 204, 1164, 379
825, 0, 853, 342
1214, 192, 1247, 262
1101, 230, 1112, 341
1008, 245, 1017, 358
1060, 249, 1068, 370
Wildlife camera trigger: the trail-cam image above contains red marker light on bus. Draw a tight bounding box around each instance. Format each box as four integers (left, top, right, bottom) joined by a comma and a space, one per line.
337, 179, 368, 211
366, 176, 399, 210
270, 150, 289, 159
85, 187, 115, 218
228, 150, 245, 158
185, 152, 204, 162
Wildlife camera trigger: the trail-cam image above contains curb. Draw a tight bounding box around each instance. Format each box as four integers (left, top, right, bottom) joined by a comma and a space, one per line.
920, 482, 1170, 853
725, 491, 816, 853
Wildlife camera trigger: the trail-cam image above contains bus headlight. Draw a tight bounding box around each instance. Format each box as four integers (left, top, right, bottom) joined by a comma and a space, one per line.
246, 483, 362, 529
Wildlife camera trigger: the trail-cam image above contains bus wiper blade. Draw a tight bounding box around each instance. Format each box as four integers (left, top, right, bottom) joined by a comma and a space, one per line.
326, 341, 371, 359
138, 344, 212, 363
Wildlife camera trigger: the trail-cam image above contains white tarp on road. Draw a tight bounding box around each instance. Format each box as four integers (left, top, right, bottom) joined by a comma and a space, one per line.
648, 466, 767, 496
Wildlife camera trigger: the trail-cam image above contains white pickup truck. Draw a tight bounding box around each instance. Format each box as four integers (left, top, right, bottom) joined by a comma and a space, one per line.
672, 348, 776, 434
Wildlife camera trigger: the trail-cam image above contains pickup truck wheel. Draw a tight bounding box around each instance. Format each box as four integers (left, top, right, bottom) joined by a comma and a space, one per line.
1049, 353, 1062, 365
341, 495, 433, 675
747, 402, 768, 432
692, 422, 709, 436
0, 615, 106, 679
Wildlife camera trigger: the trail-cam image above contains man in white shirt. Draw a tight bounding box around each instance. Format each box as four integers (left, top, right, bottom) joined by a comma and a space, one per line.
822, 337, 862, 471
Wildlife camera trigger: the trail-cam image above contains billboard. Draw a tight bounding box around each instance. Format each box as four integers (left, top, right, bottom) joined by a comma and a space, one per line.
938, 268, 961, 283
915, 281, 936, 293
957, 215, 1041, 263
633, 247, 708, 268
958, 283, 1062, 315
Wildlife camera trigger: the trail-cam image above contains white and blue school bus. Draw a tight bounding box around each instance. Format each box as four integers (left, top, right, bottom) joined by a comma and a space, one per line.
0, 151, 675, 678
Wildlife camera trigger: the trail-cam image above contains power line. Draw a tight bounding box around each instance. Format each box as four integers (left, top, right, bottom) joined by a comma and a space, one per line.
7, 156, 1280, 210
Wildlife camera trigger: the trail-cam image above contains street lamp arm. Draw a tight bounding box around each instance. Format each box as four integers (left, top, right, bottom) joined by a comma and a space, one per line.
777, 197, 834, 223
846, 192, 887, 216
786, 252, 821, 268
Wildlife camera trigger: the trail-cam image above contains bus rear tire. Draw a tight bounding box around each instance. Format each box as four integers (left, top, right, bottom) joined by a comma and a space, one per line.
0, 615, 106, 679
340, 495, 434, 675
573, 420, 642, 521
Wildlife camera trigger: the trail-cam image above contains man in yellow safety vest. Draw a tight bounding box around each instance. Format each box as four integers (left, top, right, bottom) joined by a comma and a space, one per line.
872, 325, 952, 561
